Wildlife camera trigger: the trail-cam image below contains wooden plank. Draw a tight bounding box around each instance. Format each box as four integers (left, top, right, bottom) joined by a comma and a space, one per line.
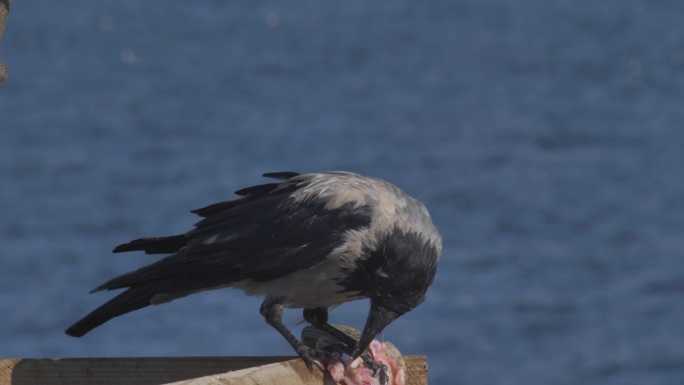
0, 356, 427, 385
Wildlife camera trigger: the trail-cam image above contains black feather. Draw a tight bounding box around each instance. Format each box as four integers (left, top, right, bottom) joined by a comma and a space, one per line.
234, 183, 281, 196
94, 198, 372, 293
113, 235, 187, 254
65, 288, 153, 337
263, 171, 300, 180
191, 177, 291, 218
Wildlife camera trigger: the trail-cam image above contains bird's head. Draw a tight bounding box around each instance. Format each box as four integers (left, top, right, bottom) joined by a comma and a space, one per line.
342, 228, 441, 358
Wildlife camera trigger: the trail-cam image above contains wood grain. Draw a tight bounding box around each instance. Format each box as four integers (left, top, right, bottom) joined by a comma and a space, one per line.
0, 356, 427, 385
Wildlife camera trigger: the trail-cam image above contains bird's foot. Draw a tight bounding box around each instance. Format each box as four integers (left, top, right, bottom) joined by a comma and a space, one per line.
295, 345, 318, 372
325, 353, 391, 385
360, 351, 389, 385
297, 343, 346, 372
326, 347, 389, 385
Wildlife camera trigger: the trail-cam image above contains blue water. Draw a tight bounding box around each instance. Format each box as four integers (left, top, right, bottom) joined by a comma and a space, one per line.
2, 1, 684, 384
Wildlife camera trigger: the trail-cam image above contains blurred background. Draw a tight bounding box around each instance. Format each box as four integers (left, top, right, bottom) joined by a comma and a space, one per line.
1, 1, 683, 384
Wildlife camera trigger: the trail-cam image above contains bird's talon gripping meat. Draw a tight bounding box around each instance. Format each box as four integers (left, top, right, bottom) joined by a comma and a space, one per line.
376, 363, 389, 385
364, 358, 387, 379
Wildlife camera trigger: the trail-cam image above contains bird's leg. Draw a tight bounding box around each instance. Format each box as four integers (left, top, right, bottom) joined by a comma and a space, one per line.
260, 297, 318, 371
303, 307, 357, 351
303, 307, 388, 381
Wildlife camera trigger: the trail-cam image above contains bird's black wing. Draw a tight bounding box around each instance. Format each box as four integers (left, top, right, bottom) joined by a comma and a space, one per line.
66, 172, 372, 338
94, 178, 373, 295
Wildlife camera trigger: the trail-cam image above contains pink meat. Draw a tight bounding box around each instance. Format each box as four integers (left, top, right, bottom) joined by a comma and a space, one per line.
327, 340, 406, 385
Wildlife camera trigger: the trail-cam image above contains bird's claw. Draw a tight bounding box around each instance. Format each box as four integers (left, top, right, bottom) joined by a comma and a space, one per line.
297, 344, 346, 372
377, 364, 389, 385
296, 345, 317, 372
361, 353, 389, 385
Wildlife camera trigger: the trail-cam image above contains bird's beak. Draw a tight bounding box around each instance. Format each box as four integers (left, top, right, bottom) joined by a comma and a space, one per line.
352, 300, 399, 358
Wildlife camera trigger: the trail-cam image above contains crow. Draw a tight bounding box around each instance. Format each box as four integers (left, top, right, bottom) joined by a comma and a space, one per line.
66, 171, 441, 370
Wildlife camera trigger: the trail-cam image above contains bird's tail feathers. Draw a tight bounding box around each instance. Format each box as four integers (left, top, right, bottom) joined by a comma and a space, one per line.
65, 288, 153, 337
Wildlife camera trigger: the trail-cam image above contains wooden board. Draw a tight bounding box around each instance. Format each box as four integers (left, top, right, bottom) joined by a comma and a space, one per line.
0, 356, 427, 385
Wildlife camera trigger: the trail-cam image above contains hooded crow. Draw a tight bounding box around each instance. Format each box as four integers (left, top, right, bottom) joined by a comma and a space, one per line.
66, 171, 441, 369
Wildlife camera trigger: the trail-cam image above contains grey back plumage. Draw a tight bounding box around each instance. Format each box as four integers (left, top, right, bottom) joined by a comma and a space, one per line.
289, 171, 441, 263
